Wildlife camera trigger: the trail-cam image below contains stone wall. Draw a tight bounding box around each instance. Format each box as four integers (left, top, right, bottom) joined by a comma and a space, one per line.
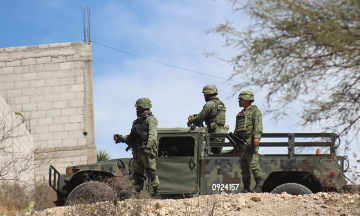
0, 42, 97, 179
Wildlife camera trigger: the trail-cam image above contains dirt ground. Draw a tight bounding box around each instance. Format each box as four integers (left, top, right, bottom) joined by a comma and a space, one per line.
27, 192, 360, 216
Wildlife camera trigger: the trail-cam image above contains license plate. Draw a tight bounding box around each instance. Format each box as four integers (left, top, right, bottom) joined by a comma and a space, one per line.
211, 183, 239, 191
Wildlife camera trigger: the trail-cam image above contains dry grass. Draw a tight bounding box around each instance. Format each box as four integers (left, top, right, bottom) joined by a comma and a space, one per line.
0, 182, 30, 215
33, 178, 57, 211
104, 170, 134, 201
0, 178, 57, 215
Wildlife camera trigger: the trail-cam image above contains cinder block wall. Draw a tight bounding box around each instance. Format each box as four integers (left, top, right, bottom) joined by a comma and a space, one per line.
0, 94, 34, 187
0, 42, 97, 179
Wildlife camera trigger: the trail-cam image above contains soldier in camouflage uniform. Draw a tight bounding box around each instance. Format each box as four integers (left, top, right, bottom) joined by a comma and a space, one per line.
114, 98, 160, 198
187, 84, 227, 154
235, 91, 263, 193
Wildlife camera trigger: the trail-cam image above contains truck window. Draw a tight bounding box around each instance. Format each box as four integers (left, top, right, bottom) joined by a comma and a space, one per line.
157, 136, 195, 157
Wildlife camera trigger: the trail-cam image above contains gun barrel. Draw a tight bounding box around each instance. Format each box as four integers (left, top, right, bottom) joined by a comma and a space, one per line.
189, 125, 196, 132
228, 133, 261, 156
115, 136, 163, 163
150, 154, 163, 163
226, 134, 238, 149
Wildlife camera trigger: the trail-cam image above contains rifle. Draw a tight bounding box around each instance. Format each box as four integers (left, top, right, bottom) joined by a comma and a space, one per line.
114, 134, 162, 163
188, 122, 203, 132
227, 132, 261, 156
226, 134, 239, 153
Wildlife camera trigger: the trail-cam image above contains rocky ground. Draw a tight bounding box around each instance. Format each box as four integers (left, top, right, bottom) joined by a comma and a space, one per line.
28, 192, 360, 216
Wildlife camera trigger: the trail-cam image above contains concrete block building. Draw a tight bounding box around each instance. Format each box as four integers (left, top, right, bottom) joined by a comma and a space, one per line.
0, 94, 34, 186
0, 42, 97, 179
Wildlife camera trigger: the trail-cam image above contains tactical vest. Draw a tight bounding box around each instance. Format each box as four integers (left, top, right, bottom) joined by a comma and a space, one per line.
131, 115, 151, 142
235, 105, 257, 134
206, 100, 226, 126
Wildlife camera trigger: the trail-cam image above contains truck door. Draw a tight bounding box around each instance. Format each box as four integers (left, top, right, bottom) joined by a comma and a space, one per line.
199, 133, 242, 194
200, 156, 242, 194
156, 136, 198, 195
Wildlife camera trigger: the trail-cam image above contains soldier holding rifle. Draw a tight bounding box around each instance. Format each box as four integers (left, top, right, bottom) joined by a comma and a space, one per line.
187, 84, 227, 154
114, 98, 160, 198
234, 91, 263, 193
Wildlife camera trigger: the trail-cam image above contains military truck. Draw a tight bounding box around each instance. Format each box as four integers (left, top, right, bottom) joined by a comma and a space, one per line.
49, 127, 348, 206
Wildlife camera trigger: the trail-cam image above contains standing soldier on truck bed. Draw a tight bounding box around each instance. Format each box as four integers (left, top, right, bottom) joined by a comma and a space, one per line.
114, 98, 160, 198
235, 91, 263, 193
187, 84, 227, 154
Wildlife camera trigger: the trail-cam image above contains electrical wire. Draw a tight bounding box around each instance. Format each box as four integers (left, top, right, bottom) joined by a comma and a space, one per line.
0, 6, 82, 9
92, 41, 238, 83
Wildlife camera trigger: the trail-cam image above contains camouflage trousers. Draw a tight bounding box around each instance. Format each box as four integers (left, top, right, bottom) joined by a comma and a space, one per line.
131, 151, 160, 188
238, 139, 262, 183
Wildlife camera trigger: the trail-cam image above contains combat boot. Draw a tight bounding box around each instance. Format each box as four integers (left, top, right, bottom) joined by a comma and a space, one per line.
153, 186, 161, 199
133, 173, 145, 193
251, 178, 262, 193
241, 181, 250, 193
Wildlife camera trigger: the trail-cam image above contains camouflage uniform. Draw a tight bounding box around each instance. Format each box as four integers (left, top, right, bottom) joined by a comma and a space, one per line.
190, 84, 226, 154
125, 98, 160, 195
235, 91, 263, 192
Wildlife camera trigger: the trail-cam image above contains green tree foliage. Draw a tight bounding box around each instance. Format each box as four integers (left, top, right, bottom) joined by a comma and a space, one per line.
210, 0, 360, 141
97, 150, 111, 162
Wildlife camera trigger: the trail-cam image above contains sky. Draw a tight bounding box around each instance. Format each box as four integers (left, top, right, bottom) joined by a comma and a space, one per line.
0, 0, 358, 182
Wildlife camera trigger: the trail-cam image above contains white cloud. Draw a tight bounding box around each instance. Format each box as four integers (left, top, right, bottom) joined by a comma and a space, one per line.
89, 1, 359, 183
1, 0, 357, 182
91, 1, 307, 158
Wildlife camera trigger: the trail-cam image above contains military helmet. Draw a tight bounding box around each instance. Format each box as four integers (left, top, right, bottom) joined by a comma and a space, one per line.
135, 98, 152, 108
238, 91, 254, 101
202, 84, 218, 94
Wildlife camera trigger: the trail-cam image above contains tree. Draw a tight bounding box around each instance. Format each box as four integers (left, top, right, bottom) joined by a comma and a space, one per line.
97, 150, 111, 162
0, 107, 54, 185
0, 110, 34, 184
209, 0, 360, 142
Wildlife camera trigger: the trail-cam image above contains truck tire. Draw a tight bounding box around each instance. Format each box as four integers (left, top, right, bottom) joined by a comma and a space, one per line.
271, 183, 313, 195
66, 181, 117, 206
